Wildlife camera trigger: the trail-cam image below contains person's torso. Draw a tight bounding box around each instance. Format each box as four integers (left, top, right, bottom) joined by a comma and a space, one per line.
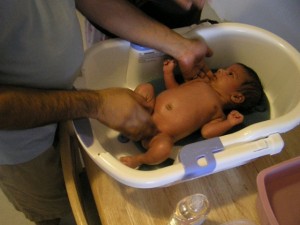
0, 0, 84, 165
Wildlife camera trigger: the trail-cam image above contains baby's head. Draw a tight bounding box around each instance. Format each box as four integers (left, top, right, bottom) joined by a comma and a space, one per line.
212, 63, 263, 110
235, 63, 263, 110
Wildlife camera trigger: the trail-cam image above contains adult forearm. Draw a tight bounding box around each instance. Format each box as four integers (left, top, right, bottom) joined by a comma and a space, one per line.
0, 85, 156, 140
0, 86, 99, 129
76, 0, 184, 57
76, 0, 212, 79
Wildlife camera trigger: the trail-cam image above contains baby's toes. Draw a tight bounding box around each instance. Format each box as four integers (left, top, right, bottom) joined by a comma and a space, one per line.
120, 156, 140, 169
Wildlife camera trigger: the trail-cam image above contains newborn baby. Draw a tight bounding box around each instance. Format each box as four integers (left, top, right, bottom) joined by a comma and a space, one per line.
121, 59, 263, 168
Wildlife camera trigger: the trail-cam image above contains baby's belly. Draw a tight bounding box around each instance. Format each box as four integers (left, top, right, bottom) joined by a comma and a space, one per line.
152, 102, 203, 141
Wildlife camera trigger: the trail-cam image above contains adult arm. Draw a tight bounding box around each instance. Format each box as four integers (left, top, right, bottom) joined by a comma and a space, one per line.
76, 0, 212, 80
0, 85, 156, 141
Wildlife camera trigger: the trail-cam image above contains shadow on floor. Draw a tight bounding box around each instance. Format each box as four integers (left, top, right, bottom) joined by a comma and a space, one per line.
78, 170, 102, 225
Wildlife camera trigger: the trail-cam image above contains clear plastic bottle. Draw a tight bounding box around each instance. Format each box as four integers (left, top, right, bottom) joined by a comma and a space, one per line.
220, 219, 257, 225
168, 193, 210, 225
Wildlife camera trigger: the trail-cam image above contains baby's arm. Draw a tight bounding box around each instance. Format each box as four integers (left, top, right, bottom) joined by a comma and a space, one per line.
163, 59, 179, 89
201, 110, 244, 139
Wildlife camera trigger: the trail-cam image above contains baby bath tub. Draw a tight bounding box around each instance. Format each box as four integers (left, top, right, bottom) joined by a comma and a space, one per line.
74, 23, 300, 188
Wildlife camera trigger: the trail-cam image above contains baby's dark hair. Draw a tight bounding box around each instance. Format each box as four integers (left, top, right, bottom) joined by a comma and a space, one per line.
236, 63, 264, 110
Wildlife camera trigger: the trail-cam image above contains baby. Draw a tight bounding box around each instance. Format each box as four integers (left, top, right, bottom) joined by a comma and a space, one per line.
121, 59, 263, 168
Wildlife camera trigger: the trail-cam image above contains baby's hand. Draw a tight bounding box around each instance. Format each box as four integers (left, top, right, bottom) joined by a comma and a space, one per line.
163, 59, 177, 74
227, 110, 244, 126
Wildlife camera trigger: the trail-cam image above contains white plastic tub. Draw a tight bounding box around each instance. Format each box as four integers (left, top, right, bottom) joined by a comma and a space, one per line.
74, 23, 300, 188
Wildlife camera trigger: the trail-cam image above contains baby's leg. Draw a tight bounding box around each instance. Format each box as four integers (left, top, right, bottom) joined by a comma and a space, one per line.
120, 133, 173, 168
134, 83, 155, 113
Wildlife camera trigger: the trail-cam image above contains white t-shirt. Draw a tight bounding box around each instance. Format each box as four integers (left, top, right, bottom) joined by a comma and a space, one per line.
0, 0, 84, 164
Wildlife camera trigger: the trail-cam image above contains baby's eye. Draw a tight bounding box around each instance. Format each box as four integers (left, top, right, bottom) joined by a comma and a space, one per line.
228, 72, 234, 76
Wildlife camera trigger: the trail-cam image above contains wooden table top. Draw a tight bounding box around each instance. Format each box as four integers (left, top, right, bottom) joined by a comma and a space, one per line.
82, 126, 300, 225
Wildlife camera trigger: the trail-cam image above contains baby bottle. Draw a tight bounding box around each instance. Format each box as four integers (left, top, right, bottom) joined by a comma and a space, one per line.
168, 193, 210, 225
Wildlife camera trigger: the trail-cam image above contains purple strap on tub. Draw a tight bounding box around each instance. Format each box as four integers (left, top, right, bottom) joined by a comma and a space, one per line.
130, 43, 152, 51
179, 137, 224, 179
73, 118, 94, 147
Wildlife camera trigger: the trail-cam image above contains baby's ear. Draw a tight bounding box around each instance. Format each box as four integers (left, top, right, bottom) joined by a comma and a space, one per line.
230, 92, 245, 104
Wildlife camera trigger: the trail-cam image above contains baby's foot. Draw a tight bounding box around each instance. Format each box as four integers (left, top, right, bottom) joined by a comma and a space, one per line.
120, 156, 141, 169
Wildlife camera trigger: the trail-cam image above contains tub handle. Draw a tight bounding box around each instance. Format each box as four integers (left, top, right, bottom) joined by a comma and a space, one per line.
73, 118, 94, 147
179, 137, 224, 179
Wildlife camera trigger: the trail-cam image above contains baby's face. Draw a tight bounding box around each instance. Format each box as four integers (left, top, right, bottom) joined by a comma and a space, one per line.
212, 64, 249, 94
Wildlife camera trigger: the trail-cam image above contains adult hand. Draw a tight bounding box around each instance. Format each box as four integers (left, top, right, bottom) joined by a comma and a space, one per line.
176, 38, 213, 81
95, 87, 157, 141
174, 0, 207, 10
78, 0, 212, 80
